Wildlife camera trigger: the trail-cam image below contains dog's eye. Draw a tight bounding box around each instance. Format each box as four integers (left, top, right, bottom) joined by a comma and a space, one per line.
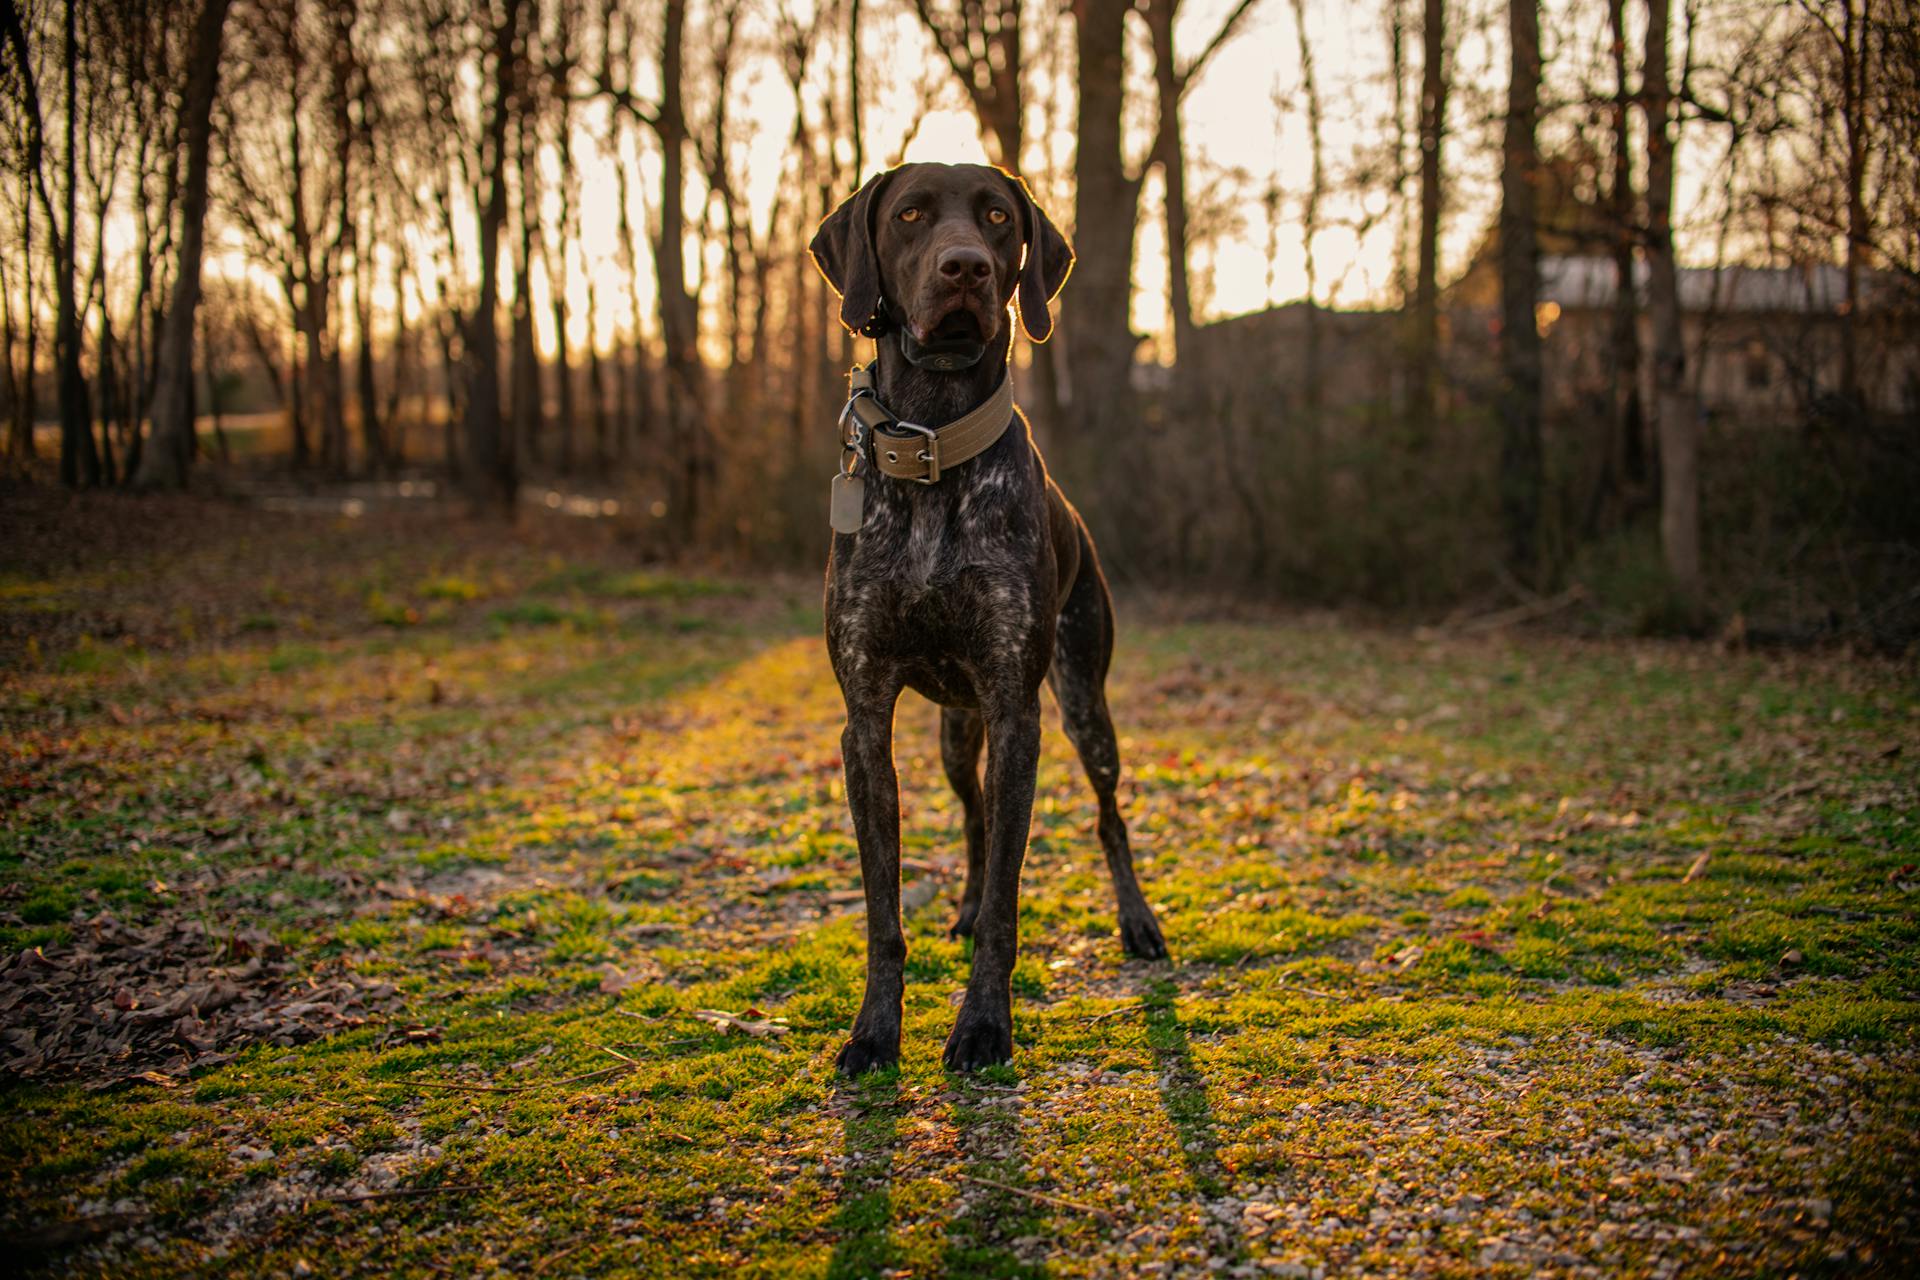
986, 207, 1009, 225
898, 207, 922, 223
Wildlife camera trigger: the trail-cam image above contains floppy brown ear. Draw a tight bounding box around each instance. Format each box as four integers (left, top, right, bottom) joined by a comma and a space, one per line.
1005, 173, 1074, 343
810, 170, 893, 336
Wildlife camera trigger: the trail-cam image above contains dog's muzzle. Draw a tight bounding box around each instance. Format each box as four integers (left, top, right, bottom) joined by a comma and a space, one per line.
862, 298, 988, 372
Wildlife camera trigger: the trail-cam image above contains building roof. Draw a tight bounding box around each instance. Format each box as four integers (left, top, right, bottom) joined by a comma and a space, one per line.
1541, 256, 1860, 314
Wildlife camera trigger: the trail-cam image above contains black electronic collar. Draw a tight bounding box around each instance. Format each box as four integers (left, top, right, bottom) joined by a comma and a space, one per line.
860, 299, 988, 372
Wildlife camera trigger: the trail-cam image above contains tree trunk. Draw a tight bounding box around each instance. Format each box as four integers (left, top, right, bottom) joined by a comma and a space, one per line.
1148, 0, 1195, 368
1645, 0, 1699, 608
131, 0, 230, 491
318, 7, 353, 478
1293, 0, 1325, 427
1498, 0, 1543, 584
1839, 0, 1870, 414
356, 241, 383, 474
0, 235, 20, 465
93, 320, 118, 485
653, 0, 706, 542
1606, 0, 1645, 495
1411, 0, 1447, 444
510, 111, 541, 470
548, 96, 577, 475
613, 129, 649, 463
200, 301, 231, 463
1069, 0, 1140, 439
462, 0, 525, 513
849, 0, 864, 177
56, 0, 96, 487
13, 196, 37, 463
586, 277, 608, 473
381, 250, 412, 466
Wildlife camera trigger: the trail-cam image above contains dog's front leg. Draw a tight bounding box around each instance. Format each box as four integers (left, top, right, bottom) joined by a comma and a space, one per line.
837, 688, 907, 1075
943, 692, 1042, 1071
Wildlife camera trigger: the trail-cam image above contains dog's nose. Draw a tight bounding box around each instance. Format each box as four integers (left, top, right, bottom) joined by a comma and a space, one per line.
938, 246, 992, 286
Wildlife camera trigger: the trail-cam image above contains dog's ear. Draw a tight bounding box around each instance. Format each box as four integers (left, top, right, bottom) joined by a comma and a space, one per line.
810, 169, 894, 336
1004, 173, 1074, 343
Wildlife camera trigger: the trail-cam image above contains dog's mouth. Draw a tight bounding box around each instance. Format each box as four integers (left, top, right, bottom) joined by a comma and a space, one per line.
905, 302, 989, 346
931, 310, 983, 343
898, 300, 995, 372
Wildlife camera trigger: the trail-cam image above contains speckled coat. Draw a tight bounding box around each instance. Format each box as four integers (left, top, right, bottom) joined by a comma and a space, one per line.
810, 162, 1167, 1075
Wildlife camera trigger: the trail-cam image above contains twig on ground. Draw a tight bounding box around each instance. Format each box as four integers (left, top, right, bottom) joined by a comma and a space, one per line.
321, 1183, 484, 1205
533, 1236, 587, 1273
1764, 779, 1820, 805
958, 1173, 1118, 1223
1082, 1001, 1145, 1023
1682, 852, 1711, 883
595, 1044, 641, 1066
1446, 586, 1588, 636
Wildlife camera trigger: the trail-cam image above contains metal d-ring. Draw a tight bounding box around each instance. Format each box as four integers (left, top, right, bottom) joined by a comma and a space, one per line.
838, 404, 867, 480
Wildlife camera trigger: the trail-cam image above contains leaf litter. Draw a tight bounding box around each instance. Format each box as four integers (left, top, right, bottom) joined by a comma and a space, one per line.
0, 910, 400, 1087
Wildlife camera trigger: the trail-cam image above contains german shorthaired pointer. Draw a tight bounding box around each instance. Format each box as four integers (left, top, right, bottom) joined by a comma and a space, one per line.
809, 162, 1167, 1075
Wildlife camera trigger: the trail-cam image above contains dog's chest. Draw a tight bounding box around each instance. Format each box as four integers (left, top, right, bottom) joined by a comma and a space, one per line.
852, 460, 1027, 597
829, 458, 1044, 676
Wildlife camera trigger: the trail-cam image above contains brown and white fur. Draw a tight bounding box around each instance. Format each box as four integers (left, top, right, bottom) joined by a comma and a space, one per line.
810, 162, 1167, 1075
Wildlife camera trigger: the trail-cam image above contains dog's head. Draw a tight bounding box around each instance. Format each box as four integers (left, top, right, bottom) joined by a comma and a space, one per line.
810, 162, 1074, 360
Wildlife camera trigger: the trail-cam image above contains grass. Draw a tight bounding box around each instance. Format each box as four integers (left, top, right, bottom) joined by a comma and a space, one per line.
0, 495, 1916, 1277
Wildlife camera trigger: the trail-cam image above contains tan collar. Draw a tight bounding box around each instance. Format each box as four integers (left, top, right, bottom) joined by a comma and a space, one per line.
840, 363, 1015, 484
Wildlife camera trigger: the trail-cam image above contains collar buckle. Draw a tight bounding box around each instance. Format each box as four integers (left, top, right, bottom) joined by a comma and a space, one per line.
890, 421, 940, 484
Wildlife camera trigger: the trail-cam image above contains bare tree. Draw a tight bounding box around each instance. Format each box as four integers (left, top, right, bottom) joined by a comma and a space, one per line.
1071, 0, 1261, 439
462, 0, 527, 512
1498, 0, 1543, 581
590, 0, 706, 537
1288, 0, 1324, 417
1605, 0, 1645, 497
1411, 0, 1447, 443
2, 0, 97, 485
908, 0, 1023, 167
1645, 0, 1699, 606
136, 0, 234, 489
542, 6, 579, 475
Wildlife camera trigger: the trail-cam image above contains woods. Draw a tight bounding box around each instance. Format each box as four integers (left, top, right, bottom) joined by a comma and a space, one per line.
1, 0, 1916, 639
3, 4, 1919, 1271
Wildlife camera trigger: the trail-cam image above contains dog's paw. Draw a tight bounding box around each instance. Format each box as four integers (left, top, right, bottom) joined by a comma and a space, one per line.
942, 1008, 1013, 1072
835, 1031, 900, 1077
1119, 906, 1169, 961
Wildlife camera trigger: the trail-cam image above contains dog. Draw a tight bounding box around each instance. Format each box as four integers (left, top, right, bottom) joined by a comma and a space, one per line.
809, 162, 1167, 1075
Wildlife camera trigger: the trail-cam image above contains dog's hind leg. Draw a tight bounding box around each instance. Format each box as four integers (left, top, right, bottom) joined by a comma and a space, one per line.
940, 707, 988, 939
1049, 541, 1169, 960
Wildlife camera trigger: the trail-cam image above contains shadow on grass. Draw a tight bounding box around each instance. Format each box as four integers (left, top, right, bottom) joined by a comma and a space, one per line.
826, 1073, 906, 1280
1145, 978, 1245, 1262
941, 1073, 1049, 1279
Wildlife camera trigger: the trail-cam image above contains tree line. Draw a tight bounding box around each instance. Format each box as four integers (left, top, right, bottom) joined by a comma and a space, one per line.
2, 0, 1914, 624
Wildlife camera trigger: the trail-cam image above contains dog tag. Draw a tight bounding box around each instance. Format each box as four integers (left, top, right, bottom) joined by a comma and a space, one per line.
829, 471, 865, 534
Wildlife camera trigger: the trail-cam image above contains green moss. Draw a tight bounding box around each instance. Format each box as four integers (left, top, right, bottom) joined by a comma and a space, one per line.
5, 541, 1917, 1279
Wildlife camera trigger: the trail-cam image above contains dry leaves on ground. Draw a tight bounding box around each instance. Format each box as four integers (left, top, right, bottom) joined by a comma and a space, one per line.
0, 912, 400, 1087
